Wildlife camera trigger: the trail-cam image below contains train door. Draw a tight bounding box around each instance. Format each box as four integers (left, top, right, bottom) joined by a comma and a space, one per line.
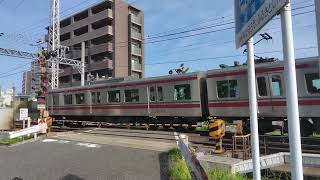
147, 86, 157, 117
256, 75, 272, 116
268, 73, 285, 116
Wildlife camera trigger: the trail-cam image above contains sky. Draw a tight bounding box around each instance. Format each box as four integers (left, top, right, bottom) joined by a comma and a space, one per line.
0, 0, 317, 93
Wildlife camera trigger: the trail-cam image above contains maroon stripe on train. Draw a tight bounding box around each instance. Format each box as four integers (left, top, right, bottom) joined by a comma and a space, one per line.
50, 103, 201, 111
208, 99, 320, 107
207, 64, 310, 78
50, 76, 198, 94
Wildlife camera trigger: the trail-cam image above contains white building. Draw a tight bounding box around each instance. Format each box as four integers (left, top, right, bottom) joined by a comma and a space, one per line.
0, 88, 14, 108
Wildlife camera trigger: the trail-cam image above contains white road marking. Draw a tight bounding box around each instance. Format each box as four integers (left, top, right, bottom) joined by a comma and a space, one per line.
76, 142, 101, 148
42, 139, 58, 142
57, 140, 70, 144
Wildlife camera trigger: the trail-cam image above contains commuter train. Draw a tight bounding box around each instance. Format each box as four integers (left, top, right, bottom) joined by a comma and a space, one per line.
47, 56, 320, 136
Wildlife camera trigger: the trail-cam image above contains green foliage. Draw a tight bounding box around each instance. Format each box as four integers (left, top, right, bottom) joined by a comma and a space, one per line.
167, 148, 192, 180
207, 168, 251, 180
195, 121, 209, 132
0, 137, 23, 145
15, 100, 29, 113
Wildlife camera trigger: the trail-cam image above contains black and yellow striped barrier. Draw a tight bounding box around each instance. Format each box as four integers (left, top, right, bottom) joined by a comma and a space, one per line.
208, 119, 225, 153
208, 119, 225, 139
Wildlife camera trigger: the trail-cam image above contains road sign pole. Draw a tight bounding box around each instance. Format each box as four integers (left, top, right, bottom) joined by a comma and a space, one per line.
247, 37, 261, 180
315, 0, 320, 76
316, 0, 320, 56
280, 2, 303, 180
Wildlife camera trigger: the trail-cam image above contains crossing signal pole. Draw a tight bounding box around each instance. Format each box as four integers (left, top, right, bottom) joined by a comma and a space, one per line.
36, 49, 50, 118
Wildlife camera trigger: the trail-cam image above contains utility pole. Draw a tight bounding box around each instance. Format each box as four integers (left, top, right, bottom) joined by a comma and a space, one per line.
315, 0, 320, 77
316, 0, 320, 56
280, 2, 303, 180
247, 37, 261, 180
49, 0, 60, 89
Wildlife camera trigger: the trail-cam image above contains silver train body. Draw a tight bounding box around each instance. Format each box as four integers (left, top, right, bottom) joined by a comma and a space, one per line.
48, 56, 320, 134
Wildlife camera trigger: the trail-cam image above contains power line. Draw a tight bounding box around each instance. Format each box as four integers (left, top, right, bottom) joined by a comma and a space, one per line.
13, 0, 24, 11
144, 46, 318, 66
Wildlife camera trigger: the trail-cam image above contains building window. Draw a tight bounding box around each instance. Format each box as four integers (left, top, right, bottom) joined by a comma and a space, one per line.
60, 32, 71, 42
74, 10, 88, 22
257, 77, 268, 96
174, 84, 191, 100
53, 95, 59, 105
305, 73, 320, 94
60, 18, 71, 28
92, 2, 110, 14
158, 86, 163, 101
74, 26, 88, 36
108, 90, 120, 103
271, 75, 283, 96
64, 94, 73, 105
75, 93, 85, 104
91, 18, 110, 30
125, 89, 139, 102
217, 80, 239, 98
149, 87, 156, 102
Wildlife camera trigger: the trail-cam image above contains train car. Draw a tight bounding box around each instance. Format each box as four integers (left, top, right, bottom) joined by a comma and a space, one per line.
206, 56, 320, 136
47, 72, 208, 126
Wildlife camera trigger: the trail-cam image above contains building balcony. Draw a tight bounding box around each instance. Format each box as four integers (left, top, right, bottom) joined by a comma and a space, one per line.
132, 64, 142, 72
60, 9, 113, 35
131, 15, 142, 25
66, 42, 113, 60
61, 26, 113, 47
89, 59, 113, 71
131, 47, 142, 56
131, 31, 142, 41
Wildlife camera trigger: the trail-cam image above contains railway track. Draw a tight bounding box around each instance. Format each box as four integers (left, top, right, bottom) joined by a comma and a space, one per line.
188, 134, 320, 155
15, 121, 320, 155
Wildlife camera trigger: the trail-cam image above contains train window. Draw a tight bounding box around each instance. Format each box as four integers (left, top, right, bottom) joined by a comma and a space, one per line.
257, 77, 268, 96
75, 93, 86, 104
64, 94, 73, 105
108, 90, 121, 103
271, 75, 283, 96
125, 89, 139, 102
149, 87, 156, 102
305, 73, 320, 94
53, 95, 59, 105
158, 87, 163, 101
91, 92, 96, 104
174, 84, 191, 100
217, 80, 239, 98
97, 92, 101, 103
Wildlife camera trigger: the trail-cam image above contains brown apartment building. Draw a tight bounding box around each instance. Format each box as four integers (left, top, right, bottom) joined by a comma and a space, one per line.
57, 0, 144, 87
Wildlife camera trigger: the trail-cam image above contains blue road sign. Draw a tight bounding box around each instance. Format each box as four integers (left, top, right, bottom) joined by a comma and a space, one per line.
235, 0, 288, 48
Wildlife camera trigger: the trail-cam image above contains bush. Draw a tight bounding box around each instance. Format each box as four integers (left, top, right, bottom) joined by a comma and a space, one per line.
207, 168, 251, 180
167, 148, 192, 180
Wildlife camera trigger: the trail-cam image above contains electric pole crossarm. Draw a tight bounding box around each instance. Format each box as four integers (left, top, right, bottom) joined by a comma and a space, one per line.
0, 48, 38, 59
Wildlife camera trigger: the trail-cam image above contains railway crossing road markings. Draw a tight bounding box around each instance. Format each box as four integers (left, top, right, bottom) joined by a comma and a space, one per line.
42, 138, 101, 148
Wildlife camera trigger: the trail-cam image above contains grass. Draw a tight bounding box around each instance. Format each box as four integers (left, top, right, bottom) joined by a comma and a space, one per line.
0, 137, 24, 145
207, 168, 251, 180
195, 121, 209, 132
167, 148, 192, 180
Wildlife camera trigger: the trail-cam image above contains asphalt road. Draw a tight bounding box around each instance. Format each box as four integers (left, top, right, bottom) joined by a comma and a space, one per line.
0, 138, 169, 180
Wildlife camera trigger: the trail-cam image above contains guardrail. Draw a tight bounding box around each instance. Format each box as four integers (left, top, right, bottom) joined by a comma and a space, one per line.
0, 123, 47, 140
176, 132, 205, 180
